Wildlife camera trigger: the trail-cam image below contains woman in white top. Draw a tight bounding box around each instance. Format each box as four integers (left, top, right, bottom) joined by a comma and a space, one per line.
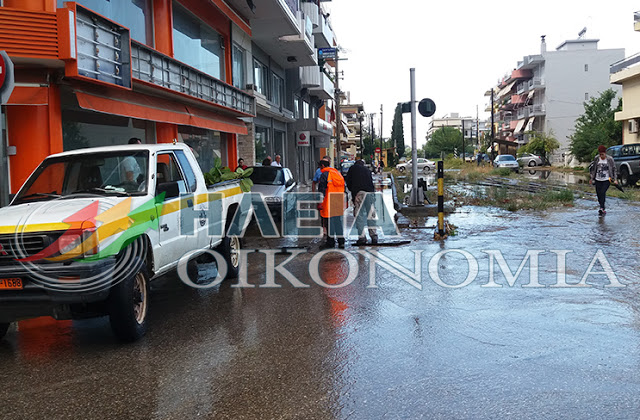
589, 145, 618, 216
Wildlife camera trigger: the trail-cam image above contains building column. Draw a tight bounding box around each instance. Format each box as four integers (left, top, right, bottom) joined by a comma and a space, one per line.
237, 122, 255, 166
155, 123, 178, 143
153, 0, 174, 56
6, 85, 62, 193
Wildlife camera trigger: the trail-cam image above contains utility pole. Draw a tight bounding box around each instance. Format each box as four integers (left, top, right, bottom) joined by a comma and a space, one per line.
461, 119, 465, 163
476, 105, 479, 151
334, 49, 341, 167
370, 112, 376, 162
410, 68, 419, 206
380, 104, 383, 163
490, 88, 495, 159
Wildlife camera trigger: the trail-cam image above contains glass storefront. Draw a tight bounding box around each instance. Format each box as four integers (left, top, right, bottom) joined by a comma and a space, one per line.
180, 128, 225, 174
57, 0, 153, 46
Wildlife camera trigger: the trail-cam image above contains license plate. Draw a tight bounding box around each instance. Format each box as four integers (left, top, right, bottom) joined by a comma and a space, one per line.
0, 278, 23, 290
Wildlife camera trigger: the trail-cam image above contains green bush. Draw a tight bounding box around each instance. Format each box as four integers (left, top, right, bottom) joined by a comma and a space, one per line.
491, 168, 513, 176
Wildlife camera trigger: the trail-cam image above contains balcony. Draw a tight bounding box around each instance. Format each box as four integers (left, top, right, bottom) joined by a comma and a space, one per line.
518, 54, 544, 70
308, 72, 334, 100
517, 107, 530, 120
529, 104, 546, 116
510, 69, 533, 80
635, 10, 640, 31
131, 42, 254, 116
516, 82, 527, 95
313, 13, 334, 48
511, 94, 527, 105
528, 78, 545, 90
291, 116, 333, 137
224, 0, 316, 67
300, 1, 319, 28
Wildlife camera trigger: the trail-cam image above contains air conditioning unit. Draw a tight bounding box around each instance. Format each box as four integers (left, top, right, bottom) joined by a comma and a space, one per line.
630, 119, 639, 134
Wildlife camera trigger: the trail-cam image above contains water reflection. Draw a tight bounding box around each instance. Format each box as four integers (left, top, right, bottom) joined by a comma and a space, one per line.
522, 170, 589, 185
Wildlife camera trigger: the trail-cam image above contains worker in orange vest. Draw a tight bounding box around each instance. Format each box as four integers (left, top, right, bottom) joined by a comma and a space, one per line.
317, 159, 347, 249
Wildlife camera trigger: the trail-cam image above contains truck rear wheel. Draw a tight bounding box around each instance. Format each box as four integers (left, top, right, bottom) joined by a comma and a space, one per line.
620, 167, 630, 187
108, 259, 149, 342
0, 322, 9, 340
216, 236, 241, 280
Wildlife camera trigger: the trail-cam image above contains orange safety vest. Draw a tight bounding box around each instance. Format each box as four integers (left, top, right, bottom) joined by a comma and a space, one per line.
320, 167, 347, 218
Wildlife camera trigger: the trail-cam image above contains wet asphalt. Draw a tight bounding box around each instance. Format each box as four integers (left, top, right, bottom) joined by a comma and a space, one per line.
2, 180, 640, 419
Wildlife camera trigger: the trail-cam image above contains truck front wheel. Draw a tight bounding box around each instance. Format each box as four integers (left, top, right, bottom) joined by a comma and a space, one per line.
216, 236, 241, 280
0, 322, 9, 340
108, 259, 149, 342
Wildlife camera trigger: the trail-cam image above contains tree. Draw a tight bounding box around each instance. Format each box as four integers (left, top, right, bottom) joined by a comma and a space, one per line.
391, 103, 405, 159
519, 131, 559, 164
569, 89, 622, 162
423, 126, 473, 158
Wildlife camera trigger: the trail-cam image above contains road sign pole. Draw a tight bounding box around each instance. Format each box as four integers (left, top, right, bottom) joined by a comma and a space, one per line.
410, 68, 419, 206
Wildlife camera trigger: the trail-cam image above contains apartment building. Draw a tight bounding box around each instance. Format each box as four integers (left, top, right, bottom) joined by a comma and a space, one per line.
487, 35, 623, 163
610, 12, 640, 145
426, 113, 485, 150
224, 0, 336, 184
0, 0, 340, 205
0, 0, 256, 206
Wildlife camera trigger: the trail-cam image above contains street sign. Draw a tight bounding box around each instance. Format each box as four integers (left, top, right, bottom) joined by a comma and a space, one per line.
318, 48, 337, 60
375, 147, 381, 153
418, 98, 436, 117
296, 131, 310, 147
0, 51, 15, 105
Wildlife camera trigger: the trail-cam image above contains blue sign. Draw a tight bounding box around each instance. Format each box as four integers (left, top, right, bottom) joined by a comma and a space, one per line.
318, 48, 337, 60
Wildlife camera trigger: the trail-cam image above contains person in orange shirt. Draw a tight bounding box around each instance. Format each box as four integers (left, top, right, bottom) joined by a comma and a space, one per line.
317, 159, 347, 249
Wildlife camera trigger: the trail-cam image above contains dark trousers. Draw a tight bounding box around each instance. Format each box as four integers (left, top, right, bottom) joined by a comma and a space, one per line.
594, 180, 610, 210
322, 216, 344, 245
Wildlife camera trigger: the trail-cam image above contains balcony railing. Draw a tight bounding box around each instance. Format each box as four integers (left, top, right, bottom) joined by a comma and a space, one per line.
528, 78, 545, 89
131, 41, 254, 115
530, 104, 546, 115
610, 52, 640, 74
313, 13, 334, 48
517, 107, 530, 120
308, 72, 334, 100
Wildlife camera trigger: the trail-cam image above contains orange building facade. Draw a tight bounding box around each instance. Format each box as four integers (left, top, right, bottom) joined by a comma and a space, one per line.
0, 0, 255, 205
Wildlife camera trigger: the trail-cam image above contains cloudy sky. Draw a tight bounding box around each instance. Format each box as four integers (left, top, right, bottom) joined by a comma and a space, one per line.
324, 0, 640, 147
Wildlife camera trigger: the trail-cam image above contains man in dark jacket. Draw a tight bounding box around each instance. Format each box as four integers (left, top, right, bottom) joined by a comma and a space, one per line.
346, 159, 378, 245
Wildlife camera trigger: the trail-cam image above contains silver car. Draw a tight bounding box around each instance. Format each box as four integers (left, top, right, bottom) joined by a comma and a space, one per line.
517, 153, 543, 167
493, 155, 520, 172
249, 166, 296, 214
396, 158, 436, 173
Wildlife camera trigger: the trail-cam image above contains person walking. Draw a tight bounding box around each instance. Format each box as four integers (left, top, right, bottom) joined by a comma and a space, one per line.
318, 159, 346, 249
589, 145, 618, 216
346, 159, 378, 245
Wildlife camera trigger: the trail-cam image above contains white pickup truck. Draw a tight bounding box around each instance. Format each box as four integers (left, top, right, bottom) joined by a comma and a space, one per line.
0, 144, 245, 342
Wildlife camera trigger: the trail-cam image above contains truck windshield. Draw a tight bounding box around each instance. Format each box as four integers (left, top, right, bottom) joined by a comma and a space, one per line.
13, 151, 150, 204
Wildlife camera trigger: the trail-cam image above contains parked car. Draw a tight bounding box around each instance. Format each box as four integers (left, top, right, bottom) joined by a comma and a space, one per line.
493, 154, 520, 172
606, 144, 640, 186
396, 158, 436, 173
340, 160, 355, 177
249, 166, 296, 215
517, 153, 544, 167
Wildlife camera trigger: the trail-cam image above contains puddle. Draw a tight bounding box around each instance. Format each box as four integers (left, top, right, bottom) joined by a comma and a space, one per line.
521, 170, 589, 185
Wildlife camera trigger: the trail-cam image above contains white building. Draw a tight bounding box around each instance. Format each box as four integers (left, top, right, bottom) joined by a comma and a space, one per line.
489, 35, 624, 163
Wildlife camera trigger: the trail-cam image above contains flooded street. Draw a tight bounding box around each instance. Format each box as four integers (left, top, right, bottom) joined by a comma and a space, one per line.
2, 188, 640, 419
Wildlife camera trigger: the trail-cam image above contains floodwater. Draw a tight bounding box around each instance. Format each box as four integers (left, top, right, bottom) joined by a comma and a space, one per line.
1, 184, 640, 418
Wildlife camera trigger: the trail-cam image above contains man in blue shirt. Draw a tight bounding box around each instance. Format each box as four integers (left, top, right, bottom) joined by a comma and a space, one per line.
312, 155, 330, 192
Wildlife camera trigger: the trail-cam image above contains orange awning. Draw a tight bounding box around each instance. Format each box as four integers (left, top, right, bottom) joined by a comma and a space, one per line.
7, 86, 49, 105
75, 89, 248, 135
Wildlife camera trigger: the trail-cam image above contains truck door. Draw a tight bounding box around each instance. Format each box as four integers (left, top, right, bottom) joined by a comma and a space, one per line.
153, 152, 191, 272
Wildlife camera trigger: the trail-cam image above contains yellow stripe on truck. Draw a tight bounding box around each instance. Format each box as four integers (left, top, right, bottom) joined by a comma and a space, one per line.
0, 223, 69, 235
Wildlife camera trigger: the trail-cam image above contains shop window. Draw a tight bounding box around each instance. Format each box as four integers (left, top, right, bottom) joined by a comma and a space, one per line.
255, 126, 270, 164
173, 2, 225, 80
253, 59, 269, 96
180, 129, 224, 174
232, 44, 246, 90
57, 0, 153, 46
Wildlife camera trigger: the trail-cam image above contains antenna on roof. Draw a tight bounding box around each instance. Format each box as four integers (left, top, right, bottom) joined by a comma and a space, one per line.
578, 27, 587, 39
